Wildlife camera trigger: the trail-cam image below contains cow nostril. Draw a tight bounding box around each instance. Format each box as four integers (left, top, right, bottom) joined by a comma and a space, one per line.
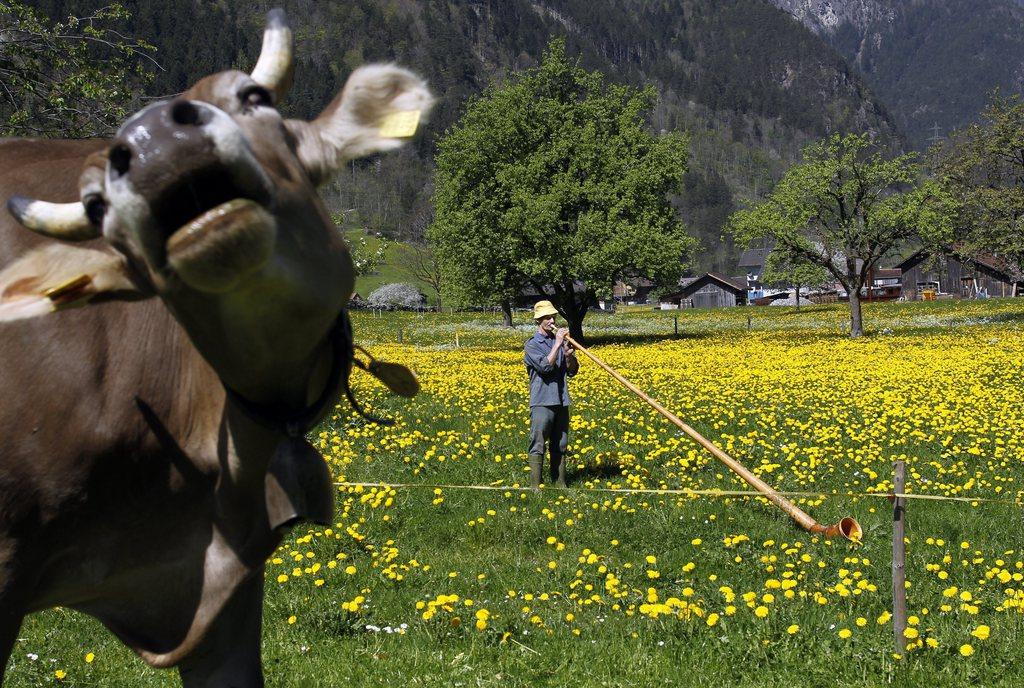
109, 145, 131, 179
170, 100, 204, 126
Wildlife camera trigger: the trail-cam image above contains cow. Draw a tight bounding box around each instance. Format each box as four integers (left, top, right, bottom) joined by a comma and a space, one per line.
0, 9, 431, 686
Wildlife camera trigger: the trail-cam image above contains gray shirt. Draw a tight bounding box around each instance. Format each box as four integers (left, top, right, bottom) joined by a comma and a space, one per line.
524, 331, 575, 407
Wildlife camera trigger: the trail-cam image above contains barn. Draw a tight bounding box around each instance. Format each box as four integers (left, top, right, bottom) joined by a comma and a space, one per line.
897, 249, 1023, 299
660, 273, 748, 308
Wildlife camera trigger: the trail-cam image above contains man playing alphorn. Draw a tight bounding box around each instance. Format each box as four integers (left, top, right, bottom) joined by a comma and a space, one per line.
523, 300, 579, 489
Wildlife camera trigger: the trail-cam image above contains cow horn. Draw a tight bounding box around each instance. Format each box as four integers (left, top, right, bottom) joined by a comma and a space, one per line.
6, 196, 99, 241
250, 9, 293, 102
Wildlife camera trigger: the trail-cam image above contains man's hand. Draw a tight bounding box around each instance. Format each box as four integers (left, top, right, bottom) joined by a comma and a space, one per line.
547, 327, 571, 367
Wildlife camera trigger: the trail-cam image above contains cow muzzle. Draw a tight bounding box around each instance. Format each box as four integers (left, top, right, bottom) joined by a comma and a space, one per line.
107, 99, 276, 293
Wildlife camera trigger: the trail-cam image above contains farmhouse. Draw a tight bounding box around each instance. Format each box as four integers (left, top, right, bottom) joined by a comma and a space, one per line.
738, 246, 770, 289
660, 273, 748, 308
897, 249, 1023, 299
612, 277, 656, 304
852, 267, 902, 302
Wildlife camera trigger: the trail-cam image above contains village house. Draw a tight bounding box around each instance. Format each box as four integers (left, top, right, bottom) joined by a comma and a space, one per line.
612, 277, 656, 305
738, 247, 770, 290
897, 249, 1023, 299
659, 273, 748, 308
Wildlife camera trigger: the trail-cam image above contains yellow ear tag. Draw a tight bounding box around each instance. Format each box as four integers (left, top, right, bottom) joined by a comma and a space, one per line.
378, 110, 421, 139
43, 274, 93, 310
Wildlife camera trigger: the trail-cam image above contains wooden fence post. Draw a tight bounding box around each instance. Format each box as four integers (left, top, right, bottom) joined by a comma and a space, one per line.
397, 327, 403, 344
892, 460, 907, 654
673, 316, 678, 337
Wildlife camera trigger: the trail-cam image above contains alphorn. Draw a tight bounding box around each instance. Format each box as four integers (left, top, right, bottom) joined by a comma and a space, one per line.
565, 335, 862, 542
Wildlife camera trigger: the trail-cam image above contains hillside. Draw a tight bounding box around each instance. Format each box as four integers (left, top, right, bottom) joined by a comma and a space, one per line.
29, 0, 899, 274
769, 0, 1024, 150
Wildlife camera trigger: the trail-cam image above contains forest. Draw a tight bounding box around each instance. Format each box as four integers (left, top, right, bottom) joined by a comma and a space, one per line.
14, 0, 900, 273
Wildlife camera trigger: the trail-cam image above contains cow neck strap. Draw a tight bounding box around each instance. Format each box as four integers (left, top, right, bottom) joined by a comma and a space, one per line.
223, 311, 352, 439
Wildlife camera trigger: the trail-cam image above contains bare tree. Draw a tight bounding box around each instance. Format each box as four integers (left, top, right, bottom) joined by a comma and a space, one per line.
394, 242, 444, 308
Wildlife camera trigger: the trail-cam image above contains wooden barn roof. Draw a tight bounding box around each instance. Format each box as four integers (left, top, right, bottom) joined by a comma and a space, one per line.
673, 273, 747, 298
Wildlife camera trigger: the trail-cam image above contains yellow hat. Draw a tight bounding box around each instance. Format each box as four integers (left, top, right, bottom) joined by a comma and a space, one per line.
533, 300, 558, 320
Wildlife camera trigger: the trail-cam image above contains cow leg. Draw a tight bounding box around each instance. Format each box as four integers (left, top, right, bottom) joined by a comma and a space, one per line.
177, 573, 265, 688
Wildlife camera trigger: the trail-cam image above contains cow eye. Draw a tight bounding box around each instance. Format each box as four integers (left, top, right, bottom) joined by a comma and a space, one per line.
240, 85, 273, 109
84, 195, 107, 226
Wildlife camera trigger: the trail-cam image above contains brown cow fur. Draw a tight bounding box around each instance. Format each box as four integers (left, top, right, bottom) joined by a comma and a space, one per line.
0, 14, 432, 684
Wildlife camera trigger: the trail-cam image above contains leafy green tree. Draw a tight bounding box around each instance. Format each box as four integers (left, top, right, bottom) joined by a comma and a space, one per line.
729, 133, 951, 337
930, 92, 1024, 275
349, 235, 390, 277
761, 247, 829, 310
0, 1, 156, 138
428, 40, 694, 340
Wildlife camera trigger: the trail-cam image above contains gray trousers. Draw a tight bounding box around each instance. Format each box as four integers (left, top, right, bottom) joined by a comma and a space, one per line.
528, 405, 569, 476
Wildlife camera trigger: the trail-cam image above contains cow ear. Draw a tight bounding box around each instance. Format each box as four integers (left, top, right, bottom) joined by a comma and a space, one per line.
285, 65, 434, 185
0, 244, 151, 322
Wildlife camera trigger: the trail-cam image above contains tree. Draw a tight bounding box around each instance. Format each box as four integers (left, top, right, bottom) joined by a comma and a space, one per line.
367, 283, 425, 310
428, 39, 694, 341
333, 214, 390, 277
729, 133, 951, 337
930, 92, 1024, 276
350, 235, 389, 277
348, 234, 390, 277
0, 1, 156, 138
761, 247, 829, 310
394, 242, 444, 309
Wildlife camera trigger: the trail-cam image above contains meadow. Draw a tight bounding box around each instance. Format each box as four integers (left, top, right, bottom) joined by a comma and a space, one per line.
7, 298, 1024, 687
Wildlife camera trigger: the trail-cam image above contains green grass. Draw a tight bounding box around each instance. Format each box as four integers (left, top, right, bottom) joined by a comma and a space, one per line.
344, 229, 436, 300
7, 298, 1024, 687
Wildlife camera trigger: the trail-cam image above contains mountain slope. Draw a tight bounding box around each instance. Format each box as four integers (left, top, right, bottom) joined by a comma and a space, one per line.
31, 0, 899, 273
769, 0, 1024, 150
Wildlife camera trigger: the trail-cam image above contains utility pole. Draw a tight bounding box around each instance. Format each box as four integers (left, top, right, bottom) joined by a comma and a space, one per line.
927, 122, 942, 147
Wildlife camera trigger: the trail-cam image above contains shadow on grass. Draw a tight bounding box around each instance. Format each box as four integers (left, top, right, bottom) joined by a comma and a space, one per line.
570, 461, 625, 485
775, 305, 834, 316
582, 332, 711, 347
983, 309, 1024, 325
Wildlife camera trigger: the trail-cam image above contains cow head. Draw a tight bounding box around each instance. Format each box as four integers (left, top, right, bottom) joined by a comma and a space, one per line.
2, 9, 432, 409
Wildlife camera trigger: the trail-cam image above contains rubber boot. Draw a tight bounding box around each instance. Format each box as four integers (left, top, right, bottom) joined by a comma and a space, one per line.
528, 454, 543, 491
551, 454, 567, 488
